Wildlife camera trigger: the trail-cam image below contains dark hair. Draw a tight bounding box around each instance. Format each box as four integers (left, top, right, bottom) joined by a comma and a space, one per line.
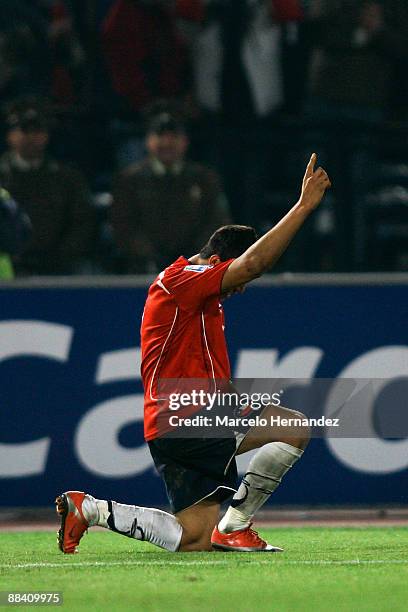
200, 225, 257, 261
4, 97, 51, 133
147, 112, 186, 136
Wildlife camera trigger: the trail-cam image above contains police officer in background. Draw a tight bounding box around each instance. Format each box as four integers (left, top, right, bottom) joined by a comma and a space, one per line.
112, 112, 231, 273
0, 99, 94, 276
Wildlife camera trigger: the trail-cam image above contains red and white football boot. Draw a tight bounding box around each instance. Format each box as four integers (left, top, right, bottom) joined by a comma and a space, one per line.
55, 491, 90, 554
211, 523, 283, 552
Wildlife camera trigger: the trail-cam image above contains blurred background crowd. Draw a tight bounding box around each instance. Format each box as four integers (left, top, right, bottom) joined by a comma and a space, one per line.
1, 0, 408, 277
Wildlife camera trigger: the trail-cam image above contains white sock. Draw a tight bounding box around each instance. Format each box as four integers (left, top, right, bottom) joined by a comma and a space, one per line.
107, 501, 182, 552
95, 499, 110, 527
218, 442, 303, 533
82, 495, 182, 552
81, 494, 100, 526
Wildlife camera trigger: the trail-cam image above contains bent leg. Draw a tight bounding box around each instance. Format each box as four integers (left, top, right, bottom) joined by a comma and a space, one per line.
218, 404, 310, 535
103, 498, 219, 552
86, 496, 219, 553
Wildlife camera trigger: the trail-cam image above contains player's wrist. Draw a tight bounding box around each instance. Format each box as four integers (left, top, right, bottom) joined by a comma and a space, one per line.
295, 198, 314, 216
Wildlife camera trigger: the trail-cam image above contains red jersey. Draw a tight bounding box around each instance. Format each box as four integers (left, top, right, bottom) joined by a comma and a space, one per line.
141, 256, 233, 441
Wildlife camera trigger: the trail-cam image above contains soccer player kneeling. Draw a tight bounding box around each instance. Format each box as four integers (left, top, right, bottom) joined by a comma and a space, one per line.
56, 154, 330, 553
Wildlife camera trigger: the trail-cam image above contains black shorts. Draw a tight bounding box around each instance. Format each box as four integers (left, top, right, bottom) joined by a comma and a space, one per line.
148, 437, 239, 514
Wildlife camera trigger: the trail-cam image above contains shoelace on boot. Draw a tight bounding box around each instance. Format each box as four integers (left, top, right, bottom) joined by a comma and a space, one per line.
246, 523, 266, 547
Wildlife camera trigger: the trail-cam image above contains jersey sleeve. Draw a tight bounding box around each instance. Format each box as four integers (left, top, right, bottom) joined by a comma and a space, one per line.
161, 259, 234, 310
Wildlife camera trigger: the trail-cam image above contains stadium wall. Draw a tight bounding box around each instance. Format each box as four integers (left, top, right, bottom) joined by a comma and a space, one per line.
1, 274, 407, 508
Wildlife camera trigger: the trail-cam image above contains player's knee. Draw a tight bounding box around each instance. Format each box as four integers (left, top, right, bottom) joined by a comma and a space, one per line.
177, 522, 213, 552
179, 540, 213, 552
178, 531, 212, 552
289, 410, 311, 450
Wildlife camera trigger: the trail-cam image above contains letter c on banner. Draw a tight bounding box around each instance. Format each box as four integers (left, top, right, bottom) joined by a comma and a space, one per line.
0, 320, 73, 478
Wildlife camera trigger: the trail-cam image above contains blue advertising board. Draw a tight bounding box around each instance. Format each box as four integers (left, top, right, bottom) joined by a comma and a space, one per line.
1, 277, 407, 507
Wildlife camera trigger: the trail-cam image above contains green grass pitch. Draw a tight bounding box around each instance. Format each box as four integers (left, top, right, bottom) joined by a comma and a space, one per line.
1, 528, 408, 611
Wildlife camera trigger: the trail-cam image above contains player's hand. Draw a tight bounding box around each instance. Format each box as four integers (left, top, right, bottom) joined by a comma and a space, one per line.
298, 153, 331, 212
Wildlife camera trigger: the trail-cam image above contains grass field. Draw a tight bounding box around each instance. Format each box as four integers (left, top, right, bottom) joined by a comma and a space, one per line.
1, 527, 408, 611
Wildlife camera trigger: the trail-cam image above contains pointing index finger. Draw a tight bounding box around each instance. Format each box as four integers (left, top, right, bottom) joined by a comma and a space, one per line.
304, 153, 317, 180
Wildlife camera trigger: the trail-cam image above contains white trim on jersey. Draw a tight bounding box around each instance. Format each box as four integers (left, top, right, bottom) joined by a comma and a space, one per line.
201, 311, 217, 393
149, 307, 179, 401
157, 270, 170, 295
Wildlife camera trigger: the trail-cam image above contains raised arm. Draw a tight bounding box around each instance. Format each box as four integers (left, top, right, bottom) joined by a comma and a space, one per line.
221, 154, 331, 292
